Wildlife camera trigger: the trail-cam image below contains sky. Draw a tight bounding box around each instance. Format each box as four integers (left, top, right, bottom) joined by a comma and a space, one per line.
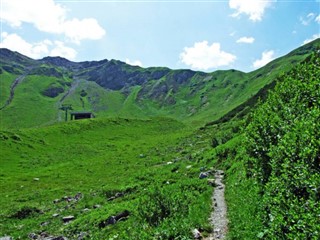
0, 0, 319, 72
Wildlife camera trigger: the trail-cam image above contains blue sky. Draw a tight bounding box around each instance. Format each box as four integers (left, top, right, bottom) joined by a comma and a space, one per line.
1, 0, 319, 72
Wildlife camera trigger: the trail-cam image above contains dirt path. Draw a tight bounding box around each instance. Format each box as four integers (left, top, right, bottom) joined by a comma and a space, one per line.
0, 72, 29, 110
205, 170, 228, 240
59, 78, 81, 103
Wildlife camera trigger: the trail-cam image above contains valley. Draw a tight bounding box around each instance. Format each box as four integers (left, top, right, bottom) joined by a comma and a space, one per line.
0, 39, 319, 239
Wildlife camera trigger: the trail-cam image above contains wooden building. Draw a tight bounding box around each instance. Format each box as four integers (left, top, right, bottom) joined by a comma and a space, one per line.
70, 112, 95, 120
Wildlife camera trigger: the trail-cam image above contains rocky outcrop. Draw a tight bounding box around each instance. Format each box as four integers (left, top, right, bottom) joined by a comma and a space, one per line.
98, 210, 130, 228
42, 86, 64, 98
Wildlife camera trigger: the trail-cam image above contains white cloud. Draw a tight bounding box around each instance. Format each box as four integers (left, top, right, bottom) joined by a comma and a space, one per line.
236, 37, 255, 44
229, 0, 272, 22
229, 31, 236, 37
0, 32, 48, 58
315, 15, 320, 24
180, 41, 236, 70
253, 50, 275, 69
0, 32, 77, 60
125, 58, 143, 67
49, 41, 77, 60
303, 34, 320, 45
300, 12, 315, 26
62, 18, 106, 44
1, 0, 105, 43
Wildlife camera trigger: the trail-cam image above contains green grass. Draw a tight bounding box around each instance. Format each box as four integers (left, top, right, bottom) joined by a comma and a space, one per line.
0, 39, 319, 239
0, 117, 215, 239
0, 71, 17, 108
1, 40, 317, 130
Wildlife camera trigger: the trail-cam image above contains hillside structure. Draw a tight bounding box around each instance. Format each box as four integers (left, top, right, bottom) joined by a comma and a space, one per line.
70, 112, 95, 120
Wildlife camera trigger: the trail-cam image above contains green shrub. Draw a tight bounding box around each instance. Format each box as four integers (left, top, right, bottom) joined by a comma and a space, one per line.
244, 52, 320, 238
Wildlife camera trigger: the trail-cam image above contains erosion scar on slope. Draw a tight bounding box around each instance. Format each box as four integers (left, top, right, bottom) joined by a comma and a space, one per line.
207, 170, 228, 240
0, 71, 29, 110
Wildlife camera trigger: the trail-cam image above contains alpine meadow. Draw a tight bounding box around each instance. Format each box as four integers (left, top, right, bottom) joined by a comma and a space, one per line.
0, 34, 319, 240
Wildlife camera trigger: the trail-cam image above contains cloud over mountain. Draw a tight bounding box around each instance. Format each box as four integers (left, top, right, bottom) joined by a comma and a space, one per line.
253, 50, 275, 69
180, 41, 236, 71
0, 32, 77, 60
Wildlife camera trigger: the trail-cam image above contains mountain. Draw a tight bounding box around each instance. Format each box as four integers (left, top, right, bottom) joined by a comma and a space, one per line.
0, 41, 319, 239
0, 38, 319, 129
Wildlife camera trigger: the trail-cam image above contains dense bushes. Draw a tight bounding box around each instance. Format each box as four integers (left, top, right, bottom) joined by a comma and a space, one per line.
134, 181, 212, 239
244, 52, 320, 238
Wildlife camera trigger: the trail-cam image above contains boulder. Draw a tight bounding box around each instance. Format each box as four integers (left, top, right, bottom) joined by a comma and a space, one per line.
199, 172, 209, 179
192, 228, 202, 239
207, 179, 216, 187
99, 210, 130, 228
43, 236, 68, 240
62, 215, 75, 223
28, 233, 38, 239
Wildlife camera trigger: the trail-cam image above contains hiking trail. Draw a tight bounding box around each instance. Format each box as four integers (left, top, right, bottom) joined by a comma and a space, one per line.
205, 170, 228, 240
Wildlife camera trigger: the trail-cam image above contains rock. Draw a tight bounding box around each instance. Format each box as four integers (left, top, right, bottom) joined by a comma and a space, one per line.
107, 192, 124, 201
39, 232, 50, 238
82, 208, 90, 212
99, 210, 130, 228
107, 196, 116, 201
53, 199, 60, 204
28, 233, 38, 239
93, 204, 101, 209
33, 178, 40, 181
199, 172, 209, 179
40, 221, 49, 226
207, 179, 216, 187
43, 236, 68, 240
107, 216, 116, 225
166, 161, 173, 165
0, 237, 12, 240
62, 215, 75, 223
186, 165, 192, 169
192, 228, 202, 239
74, 192, 83, 201
52, 213, 59, 217
115, 192, 124, 198
41, 85, 64, 98
114, 210, 130, 221
77, 232, 88, 240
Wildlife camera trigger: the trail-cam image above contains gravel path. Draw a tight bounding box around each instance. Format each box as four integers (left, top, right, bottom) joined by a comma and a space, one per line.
0, 72, 28, 110
205, 170, 228, 240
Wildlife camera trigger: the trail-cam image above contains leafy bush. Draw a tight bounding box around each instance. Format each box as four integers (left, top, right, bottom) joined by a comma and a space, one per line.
244, 52, 320, 238
134, 181, 211, 239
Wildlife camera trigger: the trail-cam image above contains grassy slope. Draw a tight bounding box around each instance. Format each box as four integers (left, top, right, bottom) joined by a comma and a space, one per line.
0, 117, 215, 239
0, 75, 66, 129
0, 40, 319, 239
0, 71, 17, 108
1, 40, 317, 129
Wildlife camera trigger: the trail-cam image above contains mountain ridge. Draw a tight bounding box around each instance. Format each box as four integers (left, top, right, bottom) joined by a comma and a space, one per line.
0, 38, 319, 129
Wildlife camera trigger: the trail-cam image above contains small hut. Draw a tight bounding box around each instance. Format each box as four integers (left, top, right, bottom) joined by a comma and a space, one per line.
70, 112, 95, 120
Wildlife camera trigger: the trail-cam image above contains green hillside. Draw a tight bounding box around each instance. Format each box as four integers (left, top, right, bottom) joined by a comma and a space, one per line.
0, 39, 319, 239
212, 51, 320, 239
1, 39, 319, 129
0, 117, 216, 239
